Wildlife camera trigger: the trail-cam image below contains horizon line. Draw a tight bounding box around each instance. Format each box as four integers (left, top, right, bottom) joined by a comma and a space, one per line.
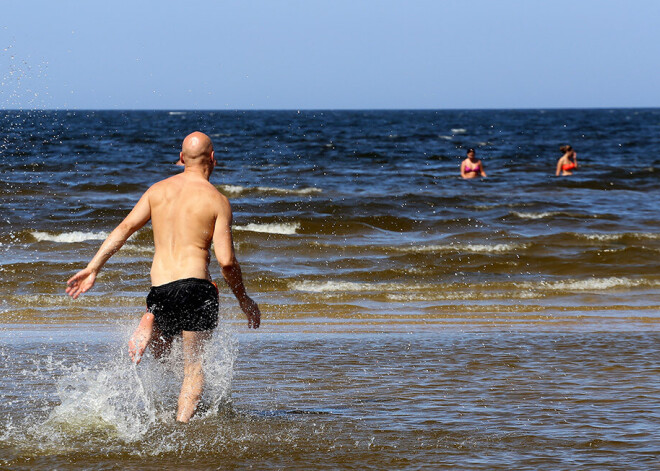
2, 106, 659, 112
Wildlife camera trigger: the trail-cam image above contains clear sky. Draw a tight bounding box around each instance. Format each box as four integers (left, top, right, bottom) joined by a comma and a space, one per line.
2, 0, 659, 110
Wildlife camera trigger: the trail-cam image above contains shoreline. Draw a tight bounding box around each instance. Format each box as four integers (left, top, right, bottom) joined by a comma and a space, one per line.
1, 311, 658, 340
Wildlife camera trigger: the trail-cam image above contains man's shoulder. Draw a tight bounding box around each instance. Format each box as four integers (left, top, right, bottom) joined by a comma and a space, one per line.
213, 188, 231, 212
145, 174, 230, 208
195, 178, 228, 204
147, 174, 179, 192
148, 174, 217, 192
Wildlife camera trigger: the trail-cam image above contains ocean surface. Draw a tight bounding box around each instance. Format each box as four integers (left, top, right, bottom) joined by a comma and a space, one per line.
1, 109, 659, 469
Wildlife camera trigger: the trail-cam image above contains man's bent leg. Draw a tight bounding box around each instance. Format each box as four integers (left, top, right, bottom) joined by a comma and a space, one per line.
150, 325, 174, 360
176, 330, 212, 423
128, 312, 155, 364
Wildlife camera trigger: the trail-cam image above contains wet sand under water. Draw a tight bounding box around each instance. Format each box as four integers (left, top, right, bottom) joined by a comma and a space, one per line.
1, 319, 658, 470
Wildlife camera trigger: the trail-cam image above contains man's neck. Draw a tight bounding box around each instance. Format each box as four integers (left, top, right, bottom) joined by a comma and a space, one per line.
183, 165, 211, 181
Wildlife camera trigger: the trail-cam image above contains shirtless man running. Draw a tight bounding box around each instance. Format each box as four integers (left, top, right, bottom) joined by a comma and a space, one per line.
66, 131, 261, 423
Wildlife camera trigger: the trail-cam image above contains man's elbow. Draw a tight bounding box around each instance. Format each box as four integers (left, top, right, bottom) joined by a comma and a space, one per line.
220, 256, 239, 272
114, 222, 136, 240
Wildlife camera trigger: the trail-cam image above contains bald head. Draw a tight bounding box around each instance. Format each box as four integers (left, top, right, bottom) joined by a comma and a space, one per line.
180, 132, 214, 167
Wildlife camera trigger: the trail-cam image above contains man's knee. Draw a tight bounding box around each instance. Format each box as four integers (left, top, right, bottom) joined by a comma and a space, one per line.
183, 360, 204, 378
182, 330, 212, 357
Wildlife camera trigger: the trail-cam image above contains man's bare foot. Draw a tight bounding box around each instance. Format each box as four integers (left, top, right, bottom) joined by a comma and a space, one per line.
128, 312, 155, 364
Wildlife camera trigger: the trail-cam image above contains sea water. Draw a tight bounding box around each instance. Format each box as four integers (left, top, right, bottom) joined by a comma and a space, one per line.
0, 109, 659, 469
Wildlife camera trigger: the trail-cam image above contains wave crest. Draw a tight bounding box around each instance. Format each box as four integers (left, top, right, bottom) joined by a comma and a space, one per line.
521, 277, 659, 291
577, 232, 660, 242
234, 222, 300, 235
218, 185, 322, 197
397, 243, 525, 254
31, 231, 109, 243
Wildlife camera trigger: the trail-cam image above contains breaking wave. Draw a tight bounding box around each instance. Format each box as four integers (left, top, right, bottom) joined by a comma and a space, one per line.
234, 223, 300, 235
31, 231, 109, 243
218, 185, 322, 197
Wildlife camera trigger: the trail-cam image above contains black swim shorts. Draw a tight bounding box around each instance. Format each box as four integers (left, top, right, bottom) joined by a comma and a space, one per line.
146, 278, 219, 337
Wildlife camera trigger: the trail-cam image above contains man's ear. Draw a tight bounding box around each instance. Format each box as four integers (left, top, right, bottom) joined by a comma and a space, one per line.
179, 152, 185, 165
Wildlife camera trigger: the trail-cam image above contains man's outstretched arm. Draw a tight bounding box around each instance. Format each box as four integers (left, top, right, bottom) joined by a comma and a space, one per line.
213, 201, 261, 328
66, 191, 151, 299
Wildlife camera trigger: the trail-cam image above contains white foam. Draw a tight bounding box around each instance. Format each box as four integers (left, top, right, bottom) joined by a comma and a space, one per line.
397, 243, 524, 254
578, 233, 622, 242
512, 211, 559, 220
386, 291, 540, 301
255, 186, 322, 195
520, 277, 659, 291
218, 185, 322, 196
451, 128, 467, 134
291, 280, 426, 293
234, 222, 300, 235
219, 184, 246, 195
291, 280, 371, 292
578, 232, 660, 242
31, 231, 109, 243
293, 277, 659, 296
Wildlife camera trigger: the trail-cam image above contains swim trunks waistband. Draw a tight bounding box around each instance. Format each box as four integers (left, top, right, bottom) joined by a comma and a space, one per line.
150, 277, 216, 290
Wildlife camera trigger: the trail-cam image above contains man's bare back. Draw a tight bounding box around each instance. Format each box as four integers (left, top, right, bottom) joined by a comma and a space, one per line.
66, 131, 260, 422
148, 171, 227, 286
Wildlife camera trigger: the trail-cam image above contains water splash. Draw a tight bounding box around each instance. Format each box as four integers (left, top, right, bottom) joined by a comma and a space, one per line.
0, 322, 238, 458
43, 356, 158, 442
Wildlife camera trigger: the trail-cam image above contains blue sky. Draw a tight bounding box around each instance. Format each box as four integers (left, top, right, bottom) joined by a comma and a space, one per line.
2, 0, 659, 109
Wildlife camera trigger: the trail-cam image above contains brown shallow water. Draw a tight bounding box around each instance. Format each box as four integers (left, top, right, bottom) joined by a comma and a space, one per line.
1, 318, 658, 470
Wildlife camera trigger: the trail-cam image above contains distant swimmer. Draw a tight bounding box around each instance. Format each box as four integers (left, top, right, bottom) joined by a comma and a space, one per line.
460, 148, 487, 179
556, 145, 578, 176
66, 131, 261, 423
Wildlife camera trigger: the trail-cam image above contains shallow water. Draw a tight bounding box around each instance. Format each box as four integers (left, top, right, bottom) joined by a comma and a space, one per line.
1, 325, 658, 470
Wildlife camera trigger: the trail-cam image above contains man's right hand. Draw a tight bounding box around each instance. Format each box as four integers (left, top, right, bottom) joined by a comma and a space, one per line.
239, 296, 261, 329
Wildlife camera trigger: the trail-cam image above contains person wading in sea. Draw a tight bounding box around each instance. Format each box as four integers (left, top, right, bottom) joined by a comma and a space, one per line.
555, 145, 578, 176
66, 131, 261, 423
460, 148, 487, 179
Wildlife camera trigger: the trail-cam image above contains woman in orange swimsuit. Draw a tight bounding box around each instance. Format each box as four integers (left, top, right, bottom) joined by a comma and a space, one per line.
460, 148, 487, 179
556, 145, 578, 176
